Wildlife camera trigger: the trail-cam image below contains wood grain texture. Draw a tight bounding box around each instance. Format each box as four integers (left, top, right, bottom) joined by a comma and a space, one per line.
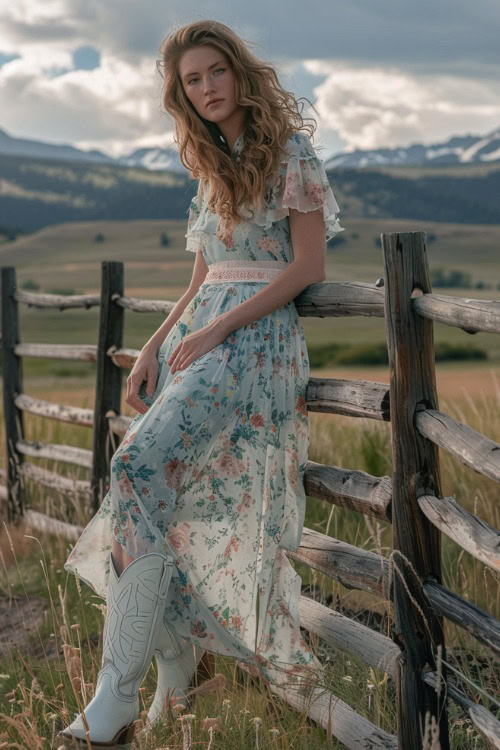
298, 595, 401, 677
469, 705, 500, 749
13, 342, 98, 361
1, 267, 26, 520
91, 261, 124, 512
19, 463, 91, 501
294, 280, 385, 319
418, 494, 500, 572
13, 290, 100, 309
306, 376, 391, 420
382, 230, 450, 749
424, 669, 500, 749
304, 459, 392, 521
423, 579, 500, 656
286, 527, 391, 599
412, 292, 500, 335
14, 392, 94, 427
415, 407, 500, 483
238, 660, 398, 749
16, 438, 93, 469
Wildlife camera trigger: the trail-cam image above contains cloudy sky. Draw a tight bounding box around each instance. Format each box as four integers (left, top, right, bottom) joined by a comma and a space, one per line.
0, 1, 499, 160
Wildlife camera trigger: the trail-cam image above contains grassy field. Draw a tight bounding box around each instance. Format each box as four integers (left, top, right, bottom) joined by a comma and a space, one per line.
0, 365, 498, 748
1, 215, 499, 377
0, 218, 499, 747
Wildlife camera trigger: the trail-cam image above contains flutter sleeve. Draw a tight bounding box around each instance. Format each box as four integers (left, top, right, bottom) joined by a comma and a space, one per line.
242, 132, 345, 243
184, 181, 203, 253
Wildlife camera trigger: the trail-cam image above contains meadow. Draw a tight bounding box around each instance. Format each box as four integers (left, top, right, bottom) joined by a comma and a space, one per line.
0, 217, 499, 748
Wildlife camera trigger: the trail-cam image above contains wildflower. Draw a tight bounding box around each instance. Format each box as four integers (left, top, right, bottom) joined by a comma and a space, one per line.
178, 713, 196, 750
202, 718, 219, 731
178, 713, 196, 723
252, 716, 263, 748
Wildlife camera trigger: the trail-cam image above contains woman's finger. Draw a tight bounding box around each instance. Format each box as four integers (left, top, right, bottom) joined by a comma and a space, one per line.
170, 345, 185, 372
127, 378, 148, 413
167, 342, 180, 364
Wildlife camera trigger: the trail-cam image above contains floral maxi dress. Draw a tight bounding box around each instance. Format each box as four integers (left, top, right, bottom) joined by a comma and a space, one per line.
64, 130, 345, 694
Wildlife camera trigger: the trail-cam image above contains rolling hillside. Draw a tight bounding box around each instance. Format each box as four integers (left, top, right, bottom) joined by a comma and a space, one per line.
2, 151, 500, 236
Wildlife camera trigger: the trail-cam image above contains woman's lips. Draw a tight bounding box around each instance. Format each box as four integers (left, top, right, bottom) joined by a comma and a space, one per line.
207, 99, 223, 107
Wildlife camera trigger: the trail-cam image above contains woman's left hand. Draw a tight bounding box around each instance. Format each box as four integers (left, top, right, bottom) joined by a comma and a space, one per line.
167, 319, 229, 373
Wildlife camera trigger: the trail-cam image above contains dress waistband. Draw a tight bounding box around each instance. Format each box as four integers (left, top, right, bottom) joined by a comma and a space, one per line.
202, 259, 289, 284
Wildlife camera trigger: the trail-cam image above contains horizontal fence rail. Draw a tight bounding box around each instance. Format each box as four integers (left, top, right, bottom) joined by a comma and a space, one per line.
2, 231, 500, 749
412, 292, 500, 335
415, 406, 500, 483
423, 579, 500, 657
418, 494, 500, 572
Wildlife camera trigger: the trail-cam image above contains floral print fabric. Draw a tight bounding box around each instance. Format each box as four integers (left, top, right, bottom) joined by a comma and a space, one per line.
185, 130, 345, 258
64, 130, 344, 694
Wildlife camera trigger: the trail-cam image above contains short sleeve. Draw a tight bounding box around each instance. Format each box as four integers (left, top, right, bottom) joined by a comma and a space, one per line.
184, 182, 203, 253
240, 132, 345, 243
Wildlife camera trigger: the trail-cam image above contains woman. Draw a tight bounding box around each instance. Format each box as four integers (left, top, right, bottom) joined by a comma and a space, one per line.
59, 19, 344, 748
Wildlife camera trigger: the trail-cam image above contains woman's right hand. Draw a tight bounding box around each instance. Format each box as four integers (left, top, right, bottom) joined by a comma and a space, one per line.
126, 346, 159, 414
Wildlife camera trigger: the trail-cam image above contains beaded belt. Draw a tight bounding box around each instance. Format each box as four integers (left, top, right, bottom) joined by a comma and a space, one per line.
202, 259, 289, 284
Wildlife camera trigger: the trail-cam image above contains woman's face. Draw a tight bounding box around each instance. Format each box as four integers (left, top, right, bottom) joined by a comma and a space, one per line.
179, 45, 243, 128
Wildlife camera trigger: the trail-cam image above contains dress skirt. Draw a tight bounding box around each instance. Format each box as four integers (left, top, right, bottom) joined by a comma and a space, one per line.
64, 259, 325, 694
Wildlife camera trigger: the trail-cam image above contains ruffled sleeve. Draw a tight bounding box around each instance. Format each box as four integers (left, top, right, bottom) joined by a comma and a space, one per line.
240, 132, 345, 243
184, 182, 203, 253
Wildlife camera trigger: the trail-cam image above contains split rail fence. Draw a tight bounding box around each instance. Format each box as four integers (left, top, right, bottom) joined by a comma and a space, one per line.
1, 231, 500, 749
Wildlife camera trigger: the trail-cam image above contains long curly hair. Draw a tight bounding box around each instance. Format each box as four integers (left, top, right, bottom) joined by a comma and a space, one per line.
156, 20, 318, 233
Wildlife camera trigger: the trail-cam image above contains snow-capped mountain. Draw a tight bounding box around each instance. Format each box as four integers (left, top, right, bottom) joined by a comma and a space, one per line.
2, 123, 500, 172
0, 126, 185, 172
324, 125, 500, 169
117, 146, 184, 172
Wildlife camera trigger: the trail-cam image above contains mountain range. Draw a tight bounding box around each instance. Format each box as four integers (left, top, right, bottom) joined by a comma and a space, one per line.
1, 124, 500, 172
1, 124, 500, 236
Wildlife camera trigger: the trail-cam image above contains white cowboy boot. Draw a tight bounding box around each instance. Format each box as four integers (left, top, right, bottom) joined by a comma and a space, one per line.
145, 619, 206, 727
58, 550, 176, 748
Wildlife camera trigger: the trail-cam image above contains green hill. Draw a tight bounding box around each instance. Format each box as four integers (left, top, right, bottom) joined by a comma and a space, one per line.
2, 152, 500, 236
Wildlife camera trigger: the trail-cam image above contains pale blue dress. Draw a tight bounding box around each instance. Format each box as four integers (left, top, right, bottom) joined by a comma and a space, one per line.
64, 130, 345, 693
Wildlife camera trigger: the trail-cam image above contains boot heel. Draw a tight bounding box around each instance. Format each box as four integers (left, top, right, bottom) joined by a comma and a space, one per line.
116, 722, 136, 748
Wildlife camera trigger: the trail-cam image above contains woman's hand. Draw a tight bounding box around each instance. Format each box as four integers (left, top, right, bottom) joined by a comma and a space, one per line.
126, 346, 159, 414
168, 319, 229, 373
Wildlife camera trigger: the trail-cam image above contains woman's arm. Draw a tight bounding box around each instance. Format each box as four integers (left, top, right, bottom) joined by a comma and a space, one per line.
141, 246, 209, 354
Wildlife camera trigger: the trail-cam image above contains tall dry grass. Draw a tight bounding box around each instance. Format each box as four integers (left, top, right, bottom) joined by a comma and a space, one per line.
0, 371, 499, 747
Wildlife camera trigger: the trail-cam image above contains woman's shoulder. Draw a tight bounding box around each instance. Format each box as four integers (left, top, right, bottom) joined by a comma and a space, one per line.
281, 130, 319, 162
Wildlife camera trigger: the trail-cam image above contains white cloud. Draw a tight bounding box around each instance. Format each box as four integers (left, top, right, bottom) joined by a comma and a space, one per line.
0, 0, 499, 157
0, 52, 171, 156
306, 61, 500, 152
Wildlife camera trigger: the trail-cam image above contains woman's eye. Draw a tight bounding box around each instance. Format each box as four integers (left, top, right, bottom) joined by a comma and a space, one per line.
188, 68, 225, 85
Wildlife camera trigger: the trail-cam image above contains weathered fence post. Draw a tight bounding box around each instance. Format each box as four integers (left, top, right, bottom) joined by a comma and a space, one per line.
91, 261, 124, 512
382, 231, 450, 749
1, 267, 25, 521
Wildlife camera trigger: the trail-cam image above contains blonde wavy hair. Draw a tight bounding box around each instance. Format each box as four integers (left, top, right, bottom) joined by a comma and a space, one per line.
156, 20, 318, 232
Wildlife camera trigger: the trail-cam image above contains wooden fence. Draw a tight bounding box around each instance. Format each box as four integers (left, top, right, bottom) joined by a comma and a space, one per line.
1, 231, 500, 749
